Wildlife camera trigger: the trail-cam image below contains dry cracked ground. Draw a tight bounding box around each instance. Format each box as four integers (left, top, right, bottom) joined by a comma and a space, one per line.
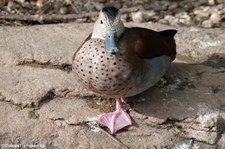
0, 22, 225, 149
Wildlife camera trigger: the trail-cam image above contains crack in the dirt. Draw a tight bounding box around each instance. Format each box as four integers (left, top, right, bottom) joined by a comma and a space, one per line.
0, 87, 96, 111
18, 60, 72, 73
214, 116, 225, 145
37, 89, 56, 108
49, 117, 90, 128
32, 89, 95, 109
0, 89, 56, 109
0, 95, 25, 109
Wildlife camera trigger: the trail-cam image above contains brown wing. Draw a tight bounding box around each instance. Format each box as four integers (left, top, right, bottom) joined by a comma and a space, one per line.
118, 28, 177, 60
72, 33, 92, 61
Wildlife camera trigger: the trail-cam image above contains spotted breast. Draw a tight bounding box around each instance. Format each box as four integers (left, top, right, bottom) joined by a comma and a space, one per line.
73, 37, 141, 97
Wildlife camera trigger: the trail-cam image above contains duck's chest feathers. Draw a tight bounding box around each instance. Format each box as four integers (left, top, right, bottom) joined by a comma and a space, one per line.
73, 39, 144, 97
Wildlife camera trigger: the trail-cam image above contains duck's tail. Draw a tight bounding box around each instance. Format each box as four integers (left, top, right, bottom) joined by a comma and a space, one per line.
159, 29, 177, 61
159, 29, 177, 37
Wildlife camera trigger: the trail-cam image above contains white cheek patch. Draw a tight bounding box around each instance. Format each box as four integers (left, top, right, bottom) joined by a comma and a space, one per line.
91, 34, 105, 40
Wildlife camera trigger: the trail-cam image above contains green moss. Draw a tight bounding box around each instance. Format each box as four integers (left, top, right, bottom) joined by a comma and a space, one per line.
27, 111, 39, 119
156, 77, 168, 88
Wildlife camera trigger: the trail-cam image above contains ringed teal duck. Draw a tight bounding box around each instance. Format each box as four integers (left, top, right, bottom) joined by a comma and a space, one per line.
72, 7, 177, 134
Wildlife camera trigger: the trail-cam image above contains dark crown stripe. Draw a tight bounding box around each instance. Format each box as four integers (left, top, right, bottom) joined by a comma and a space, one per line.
102, 7, 118, 21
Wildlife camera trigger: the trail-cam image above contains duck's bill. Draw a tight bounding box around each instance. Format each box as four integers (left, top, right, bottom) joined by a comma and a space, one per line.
105, 31, 119, 54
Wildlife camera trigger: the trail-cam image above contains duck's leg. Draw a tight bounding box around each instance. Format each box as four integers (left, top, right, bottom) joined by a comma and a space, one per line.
98, 98, 132, 134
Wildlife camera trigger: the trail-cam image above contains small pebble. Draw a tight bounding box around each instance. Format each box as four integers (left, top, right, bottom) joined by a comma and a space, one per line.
202, 19, 213, 28
198, 0, 208, 5
7, 1, 15, 12
163, 15, 178, 26
208, 0, 216, 5
210, 12, 221, 23
144, 10, 156, 18
95, 2, 104, 11
65, 0, 72, 4
59, 7, 68, 15
194, 7, 210, 18
153, 1, 169, 11
36, 0, 43, 8
15, 0, 25, 4
168, 2, 178, 11
132, 11, 146, 23
175, 12, 192, 25
159, 18, 169, 24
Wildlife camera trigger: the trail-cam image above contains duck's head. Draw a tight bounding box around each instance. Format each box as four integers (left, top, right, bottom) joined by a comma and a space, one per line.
92, 7, 125, 54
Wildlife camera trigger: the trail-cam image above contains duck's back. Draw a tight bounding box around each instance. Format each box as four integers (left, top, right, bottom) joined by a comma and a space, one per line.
119, 28, 177, 60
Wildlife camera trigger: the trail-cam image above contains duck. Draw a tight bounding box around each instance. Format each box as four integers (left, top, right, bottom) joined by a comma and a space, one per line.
72, 6, 177, 134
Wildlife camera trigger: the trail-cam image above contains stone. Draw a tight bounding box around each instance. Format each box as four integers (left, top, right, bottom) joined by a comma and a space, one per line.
133, 10, 157, 22
94, 2, 104, 11
132, 11, 147, 23
36, 0, 43, 8
153, 1, 169, 11
208, 0, 216, 5
59, 7, 68, 15
175, 12, 192, 25
6, 1, 15, 12
158, 18, 169, 25
202, 19, 213, 28
210, 12, 222, 23
168, 2, 178, 11
15, 0, 25, 4
144, 10, 156, 18
193, 6, 211, 18
163, 15, 178, 26
199, 0, 208, 5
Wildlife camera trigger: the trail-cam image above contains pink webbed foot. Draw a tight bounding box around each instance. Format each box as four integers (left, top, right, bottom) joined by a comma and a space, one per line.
98, 98, 132, 134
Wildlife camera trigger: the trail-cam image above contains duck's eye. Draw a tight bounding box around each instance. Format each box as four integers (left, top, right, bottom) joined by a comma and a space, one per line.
100, 20, 103, 24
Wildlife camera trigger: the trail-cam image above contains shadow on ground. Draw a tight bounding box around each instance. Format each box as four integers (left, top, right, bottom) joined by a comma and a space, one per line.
128, 58, 225, 121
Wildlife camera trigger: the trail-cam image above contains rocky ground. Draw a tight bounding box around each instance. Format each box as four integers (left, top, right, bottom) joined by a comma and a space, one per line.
0, 0, 225, 149
0, 22, 225, 148
0, 0, 224, 28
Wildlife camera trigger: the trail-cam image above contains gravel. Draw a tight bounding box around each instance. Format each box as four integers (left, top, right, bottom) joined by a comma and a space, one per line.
0, 0, 224, 28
